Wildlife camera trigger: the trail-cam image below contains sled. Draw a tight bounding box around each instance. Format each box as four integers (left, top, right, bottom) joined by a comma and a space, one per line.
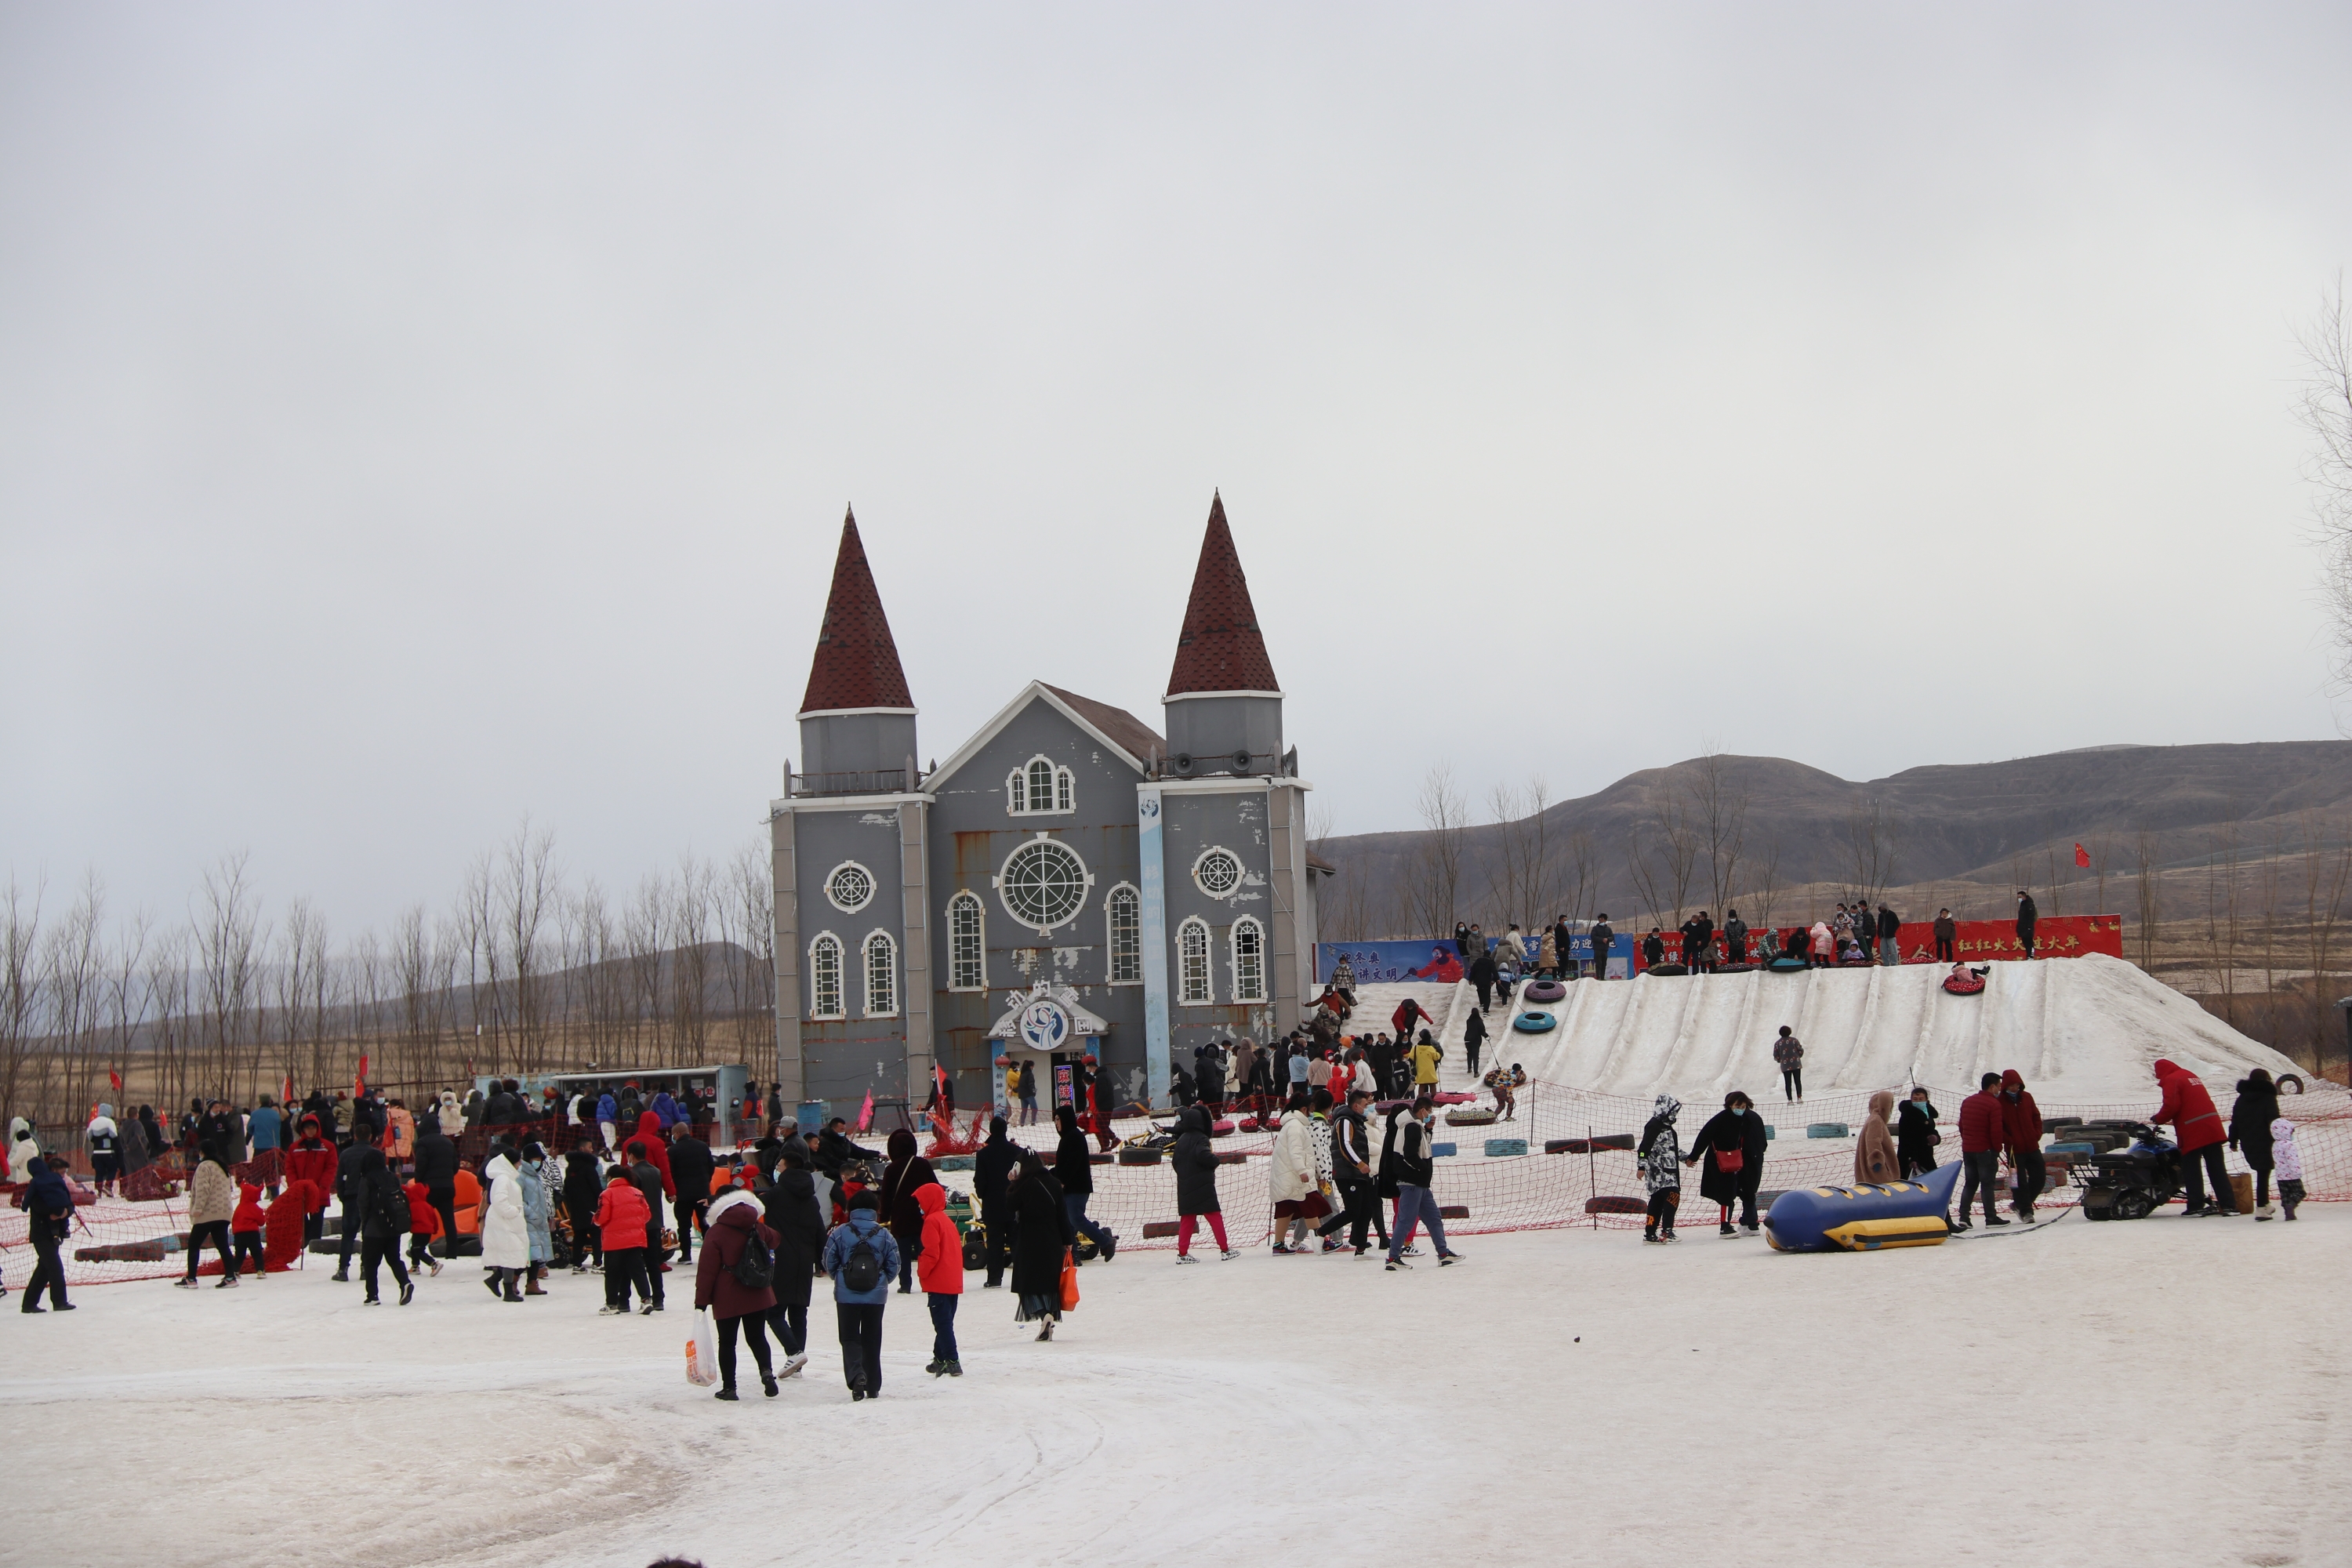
1443, 1108, 1499, 1127
1942, 975, 1987, 995
1521, 978, 1567, 1004
1511, 1012, 1556, 1033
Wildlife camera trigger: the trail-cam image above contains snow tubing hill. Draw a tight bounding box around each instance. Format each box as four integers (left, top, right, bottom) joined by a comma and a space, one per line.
1764, 1163, 1963, 1252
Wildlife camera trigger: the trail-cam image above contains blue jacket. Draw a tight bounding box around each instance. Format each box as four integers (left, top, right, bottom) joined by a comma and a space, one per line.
248, 1106, 283, 1152
596, 1093, 617, 1124
819, 1214, 901, 1305
652, 1092, 682, 1129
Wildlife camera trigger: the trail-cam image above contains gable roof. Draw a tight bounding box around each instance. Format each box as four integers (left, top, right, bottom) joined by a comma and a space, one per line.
1165, 492, 1280, 698
926, 681, 1163, 789
799, 508, 914, 715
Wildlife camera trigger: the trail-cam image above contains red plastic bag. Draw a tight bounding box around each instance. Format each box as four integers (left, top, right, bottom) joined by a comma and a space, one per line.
1059, 1247, 1080, 1312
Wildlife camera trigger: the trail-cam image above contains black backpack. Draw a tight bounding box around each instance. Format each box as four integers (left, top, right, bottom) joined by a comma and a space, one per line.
731, 1226, 775, 1290
839, 1224, 885, 1294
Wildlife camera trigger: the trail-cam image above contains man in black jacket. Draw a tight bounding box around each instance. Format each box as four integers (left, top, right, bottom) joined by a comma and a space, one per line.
1933, 908, 1957, 962
623, 1142, 666, 1308
2016, 891, 2038, 959
1877, 904, 1903, 966
815, 1118, 879, 1179
410, 1116, 460, 1256
666, 1124, 715, 1263
1588, 915, 1614, 979
1722, 909, 1749, 966
1054, 1104, 1116, 1263
1316, 1087, 1388, 1254
1384, 1097, 1459, 1269
971, 1116, 1018, 1287
332, 1138, 372, 1281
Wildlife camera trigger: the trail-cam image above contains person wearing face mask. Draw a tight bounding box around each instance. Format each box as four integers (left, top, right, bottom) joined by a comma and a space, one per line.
1684, 1091, 1768, 1236
1384, 1095, 1461, 1269
1896, 1087, 1941, 1178
1953, 1073, 2011, 1230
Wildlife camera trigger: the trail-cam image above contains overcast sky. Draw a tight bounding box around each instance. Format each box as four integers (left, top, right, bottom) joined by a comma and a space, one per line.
3, 3, 2348, 938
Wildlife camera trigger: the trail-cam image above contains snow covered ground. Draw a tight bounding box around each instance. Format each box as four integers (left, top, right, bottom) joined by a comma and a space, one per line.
10, 1203, 2347, 1568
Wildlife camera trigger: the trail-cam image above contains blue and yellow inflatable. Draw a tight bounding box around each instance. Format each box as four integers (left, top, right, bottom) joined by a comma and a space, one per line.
1763, 1162, 1963, 1252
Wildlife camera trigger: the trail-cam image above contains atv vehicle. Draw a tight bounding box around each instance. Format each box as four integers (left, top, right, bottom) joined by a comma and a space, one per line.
2078, 1122, 2185, 1221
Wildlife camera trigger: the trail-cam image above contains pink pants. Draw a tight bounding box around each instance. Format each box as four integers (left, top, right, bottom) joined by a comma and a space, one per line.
1176, 1213, 1229, 1255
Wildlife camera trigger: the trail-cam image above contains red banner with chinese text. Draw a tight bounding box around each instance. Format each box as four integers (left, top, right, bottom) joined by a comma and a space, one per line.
1646, 915, 2125, 968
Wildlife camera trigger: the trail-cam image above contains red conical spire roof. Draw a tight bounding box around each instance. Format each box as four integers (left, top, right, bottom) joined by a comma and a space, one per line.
799, 508, 914, 714
1165, 492, 1280, 697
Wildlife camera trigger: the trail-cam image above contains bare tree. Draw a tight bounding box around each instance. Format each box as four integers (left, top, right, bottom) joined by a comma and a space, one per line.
0, 875, 42, 1126
1846, 797, 1900, 911
1407, 765, 1469, 938
1625, 772, 1699, 931
2301, 811, 2352, 1073
2295, 274, 2352, 695
2133, 827, 2164, 971
274, 897, 325, 1102
194, 853, 266, 1104
500, 820, 557, 1072
1748, 832, 1784, 931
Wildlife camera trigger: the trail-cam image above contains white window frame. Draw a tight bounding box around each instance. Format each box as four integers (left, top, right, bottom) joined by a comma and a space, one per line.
825, 859, 877, 914
993, 833, 1095, 936
1230, 915, 1266, 1003
1105, 882, 1142, 985
1192, 844, 1243, 898
948, 891, 987, 992
1006, 755, 1076, 817
1177, 916, 1213, 1006
808, 932, 845, 1020
862, 929, 899, 1018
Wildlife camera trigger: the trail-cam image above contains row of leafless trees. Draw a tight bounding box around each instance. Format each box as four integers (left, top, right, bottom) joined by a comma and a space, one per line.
0, 825, 776, 1134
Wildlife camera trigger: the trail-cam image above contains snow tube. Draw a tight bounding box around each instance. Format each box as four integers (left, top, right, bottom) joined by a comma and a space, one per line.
1443, 1107, 1498, 1127
1584, 1195, 1648, 1215
1117, 1149, 1162, 1166
1763, 1163, 1964, 1252
1805, 1123, 1851, 1138
1483, 1138, 1529, 1158
1548, 1134, 1635, 1153
1942, 975, 1986, 995
2278, 1073, 2306, 1094
1432, 1091, 1475, 1105
1644, 963, 1689, 977
934, 1153, 975, 1171
1512, 1011, 1556, 1033
1209, 1119, 1236, 1137
1766, 956, 1807, 972
1523, 978, 1567, 1004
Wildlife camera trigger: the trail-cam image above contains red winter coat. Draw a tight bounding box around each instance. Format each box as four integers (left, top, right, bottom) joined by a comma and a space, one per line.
593, 1179, 652, 1250
404, 1180, 441, 1237
1957, 1090, 2008, 1155
693, 1199, 779, 1320
914, 1183, 964, 1295
631, 1112, 676, 1197
232, 1181, 265, 1232
285, 1136, 337, 1215
2152, 1060, 2224, 1152
1998, 1071, 2042, 1152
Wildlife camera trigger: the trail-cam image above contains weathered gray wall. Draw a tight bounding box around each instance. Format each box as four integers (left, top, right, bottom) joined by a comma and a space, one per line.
791, 801, 911, 1107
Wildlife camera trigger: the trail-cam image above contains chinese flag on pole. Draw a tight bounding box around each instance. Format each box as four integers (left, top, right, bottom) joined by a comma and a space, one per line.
108, 1068, 123, 1094
2074, 842, 2091, 869
354, 1054, 369, 1098
281, 1073, 296, 1107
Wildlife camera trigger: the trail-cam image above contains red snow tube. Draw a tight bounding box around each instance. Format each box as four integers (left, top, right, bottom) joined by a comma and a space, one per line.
1584, 1195, 1648, 1215
1209, 1119, 1237, 1136
1432, 1091, 1475, 1106
1943, 975, 1987, 996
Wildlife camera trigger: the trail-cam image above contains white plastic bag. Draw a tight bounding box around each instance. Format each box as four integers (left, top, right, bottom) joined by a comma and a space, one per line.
687, 1309, 720, 1387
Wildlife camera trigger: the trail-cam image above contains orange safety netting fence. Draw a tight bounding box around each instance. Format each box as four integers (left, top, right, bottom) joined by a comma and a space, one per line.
11, 1083, 2347, 1283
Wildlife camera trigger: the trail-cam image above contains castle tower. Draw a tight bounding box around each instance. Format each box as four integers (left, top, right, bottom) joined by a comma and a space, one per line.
1161, 492, 1283, 776
797, 507, 918, 789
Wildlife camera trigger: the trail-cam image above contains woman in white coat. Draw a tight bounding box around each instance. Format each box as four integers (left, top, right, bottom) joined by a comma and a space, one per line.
1269, 1089, 1335, 1254
479, 1148, 532, 1302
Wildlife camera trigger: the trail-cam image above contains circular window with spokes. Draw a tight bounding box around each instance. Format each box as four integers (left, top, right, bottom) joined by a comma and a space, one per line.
997, 837, 1091, 934
826, 861, 876, 913
1193, 847, 1242, 898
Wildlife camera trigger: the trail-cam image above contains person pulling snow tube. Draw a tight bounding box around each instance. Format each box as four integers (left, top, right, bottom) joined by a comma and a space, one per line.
1523, 978, 1567, 1004
1512, 1011, 1557, 1033
1763, 1163, 1963, 1251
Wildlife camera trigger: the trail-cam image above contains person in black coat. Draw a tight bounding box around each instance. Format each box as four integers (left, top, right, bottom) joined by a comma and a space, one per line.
1468, 948, 1498, 1012
1684, 1091, 1768, 1235
1896, 1089, 1940, 1178
2015, 891, 2038, 959
1691, 911, 1716, 973
1171, 1105, 1232, 1259
354, 1146, 414, 1305
1642, 931, 1668, 970
877, 1127, 938, 1294
332, 1138, 372, 1280
972, 1116, 1018, 1287
1722, 910, 1748, 966
1876, 905, 1902, 964
2229, 1070, 2283, 1214
16, 1156, 75, 1312
411, 1115, 460, 1256
1463, 1006, 1489, 1077
815, 1119, 880, 1178
1195, 1044, 1227, 1112
667, 1125, 716, 1264
1006, 1149, 1073, 1338
760, 1141, 826, 1371
1588, 916, 1614, 978
561, 1149, 604, 1270
1055, 1103, 1116, 1262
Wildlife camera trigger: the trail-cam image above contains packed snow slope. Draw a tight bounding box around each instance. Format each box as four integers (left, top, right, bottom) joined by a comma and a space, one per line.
8, 1208, 2347, 1568
1359, 954, 2303, 1102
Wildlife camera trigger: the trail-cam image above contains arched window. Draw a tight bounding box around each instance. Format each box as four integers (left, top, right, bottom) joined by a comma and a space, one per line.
1106, 884, 1142, 984
1231, 916, 1266, 1003
1178, 916, 1212, 1005
948, 891, 985, 991
809, 933, 844, 1019
864, 931, 898, 1018
1007, 757, 1076, 816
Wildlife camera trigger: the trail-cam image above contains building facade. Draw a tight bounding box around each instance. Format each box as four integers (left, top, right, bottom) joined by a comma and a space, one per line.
769, 496, 1325, 1117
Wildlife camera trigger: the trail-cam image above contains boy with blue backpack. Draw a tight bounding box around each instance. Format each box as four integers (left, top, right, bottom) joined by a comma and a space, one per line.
822, 1189, 901, 1401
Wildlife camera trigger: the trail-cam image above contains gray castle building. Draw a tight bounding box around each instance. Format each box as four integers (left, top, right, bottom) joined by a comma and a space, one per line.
767, 496, 1326, 1118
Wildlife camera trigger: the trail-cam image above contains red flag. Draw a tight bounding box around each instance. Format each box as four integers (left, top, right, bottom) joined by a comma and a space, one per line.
354, 1054, 370, 1098
855, 1087, 875, 1132
2074, 842, 2091, 869
108, 1068, 123, 1094
281, 1073, 296, 1108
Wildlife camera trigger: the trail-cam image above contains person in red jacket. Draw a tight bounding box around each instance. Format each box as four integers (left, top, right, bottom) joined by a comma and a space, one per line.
2151, 1058, 2238, 1216
594, 1168, 655, 1314
283, 1116, 338, 1247
1953, 1073, 2010, 1230
633, 1112, 677, 1200
402, 1178, 445, 1276
915, 1182, 965, 1378
231, 1181, 268, 1279
1999, 1069, 2045, 1221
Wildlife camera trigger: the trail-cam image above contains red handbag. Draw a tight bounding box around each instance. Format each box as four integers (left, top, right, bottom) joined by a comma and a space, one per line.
1715, 1145, 1744, 1174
